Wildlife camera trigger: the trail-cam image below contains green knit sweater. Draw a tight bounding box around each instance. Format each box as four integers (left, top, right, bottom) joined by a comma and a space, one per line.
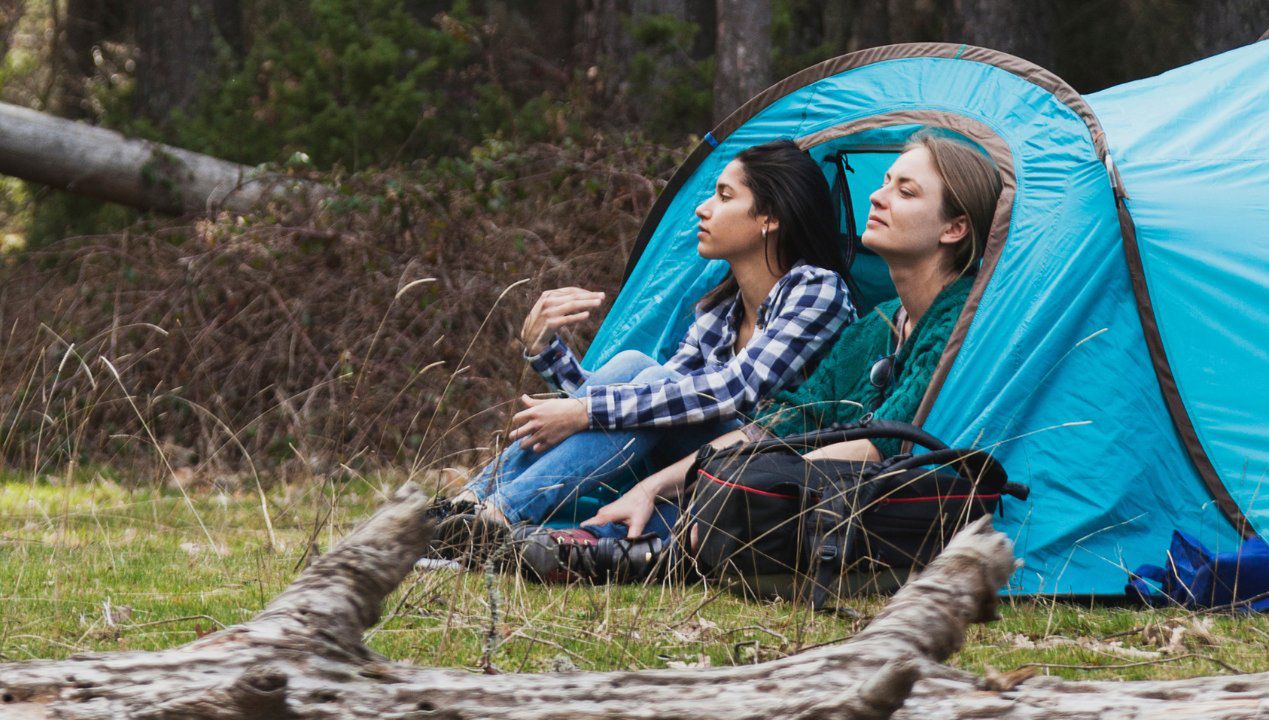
756, 276, 973, 458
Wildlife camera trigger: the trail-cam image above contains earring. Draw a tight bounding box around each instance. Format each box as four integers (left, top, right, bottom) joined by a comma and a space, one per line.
761, 225, 768, 241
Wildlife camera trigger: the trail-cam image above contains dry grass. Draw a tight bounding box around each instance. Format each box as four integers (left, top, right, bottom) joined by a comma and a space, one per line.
0, 137, 680, 478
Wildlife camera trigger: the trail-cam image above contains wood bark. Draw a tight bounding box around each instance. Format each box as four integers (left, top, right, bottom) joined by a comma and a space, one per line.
0, 101, 309, 215
2, 492, 1267, 719
713, 0, 772, 124
527, 0, 578, 68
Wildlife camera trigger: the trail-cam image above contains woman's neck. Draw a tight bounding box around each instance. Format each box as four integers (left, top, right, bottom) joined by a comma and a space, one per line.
888, 255, 958, 330
730, 253, 785, 322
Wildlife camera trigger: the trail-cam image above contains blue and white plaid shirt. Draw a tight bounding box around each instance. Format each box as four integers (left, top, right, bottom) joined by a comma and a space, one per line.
527, 263, 855, 429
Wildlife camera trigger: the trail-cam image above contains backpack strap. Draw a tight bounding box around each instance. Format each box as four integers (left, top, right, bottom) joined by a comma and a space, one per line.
881, 447, 1015, 493
745, 419, 952, 455
807, 470, 882, 612
687, 420, 953, 491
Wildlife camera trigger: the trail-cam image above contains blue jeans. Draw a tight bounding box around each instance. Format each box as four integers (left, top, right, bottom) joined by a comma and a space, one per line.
465, 350, 742, 539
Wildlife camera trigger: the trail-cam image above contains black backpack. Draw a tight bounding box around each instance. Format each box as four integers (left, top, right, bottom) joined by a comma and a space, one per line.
685, 420, 1029, 609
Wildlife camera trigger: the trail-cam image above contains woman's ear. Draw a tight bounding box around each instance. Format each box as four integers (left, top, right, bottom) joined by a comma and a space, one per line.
939, 215, 969, 246
762, 216, 780, 237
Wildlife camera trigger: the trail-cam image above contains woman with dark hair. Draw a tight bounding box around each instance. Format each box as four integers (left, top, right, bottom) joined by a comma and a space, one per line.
440, 140, 855, 550
514, 131, 1003, 581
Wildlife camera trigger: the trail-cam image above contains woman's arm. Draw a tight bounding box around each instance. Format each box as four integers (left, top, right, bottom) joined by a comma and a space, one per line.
512, 306, 709, 452
525, 337, 588, 393
587, 268, 853, 430
582, 427, 749, 537
522, 288, 605, 393
802, 438, 882, 463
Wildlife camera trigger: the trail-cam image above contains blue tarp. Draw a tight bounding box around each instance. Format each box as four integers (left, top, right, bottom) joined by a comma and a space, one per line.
583, 43, 1266, 594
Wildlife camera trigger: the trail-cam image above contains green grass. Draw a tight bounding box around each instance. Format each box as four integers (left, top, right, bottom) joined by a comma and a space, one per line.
2, 475, 1266, 681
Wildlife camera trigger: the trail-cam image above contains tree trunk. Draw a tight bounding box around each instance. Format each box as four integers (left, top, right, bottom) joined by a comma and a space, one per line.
57, 0, 131, 118
575, 0, 633, 75
713, 0, 772, 124
528, 0, 578, 68
846, 0, 892, 52
132, 0, 242, 126
888, 0, 942, 44
0, 0, 25, 64
2, 490, 1266, 719
0, 101, 308, 214
820, 0, 851, 55
688, 0, 717, 61
947, 0, 1055, 67
1193, 0, 1269, 58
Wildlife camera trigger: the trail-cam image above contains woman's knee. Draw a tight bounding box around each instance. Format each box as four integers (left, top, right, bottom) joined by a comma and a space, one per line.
630, 361, 679, 383
588, 350, 660, 384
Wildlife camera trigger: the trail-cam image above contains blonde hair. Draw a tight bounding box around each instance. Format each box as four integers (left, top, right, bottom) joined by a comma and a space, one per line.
904, 130, 1002, 276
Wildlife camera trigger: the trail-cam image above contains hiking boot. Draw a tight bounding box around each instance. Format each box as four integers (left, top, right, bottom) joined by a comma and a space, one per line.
433, 510, 511, 568
511, 526, 664, 583
421, 498, 476, 525
415, 499, 476, 567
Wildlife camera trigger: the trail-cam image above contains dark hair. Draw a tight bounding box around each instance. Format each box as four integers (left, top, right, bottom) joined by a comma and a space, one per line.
903, 130, 1002, 276
698, 139, 850, 308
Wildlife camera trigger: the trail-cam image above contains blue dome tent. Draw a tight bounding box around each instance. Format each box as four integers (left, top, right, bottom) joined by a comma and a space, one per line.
580, 41, 1268, 594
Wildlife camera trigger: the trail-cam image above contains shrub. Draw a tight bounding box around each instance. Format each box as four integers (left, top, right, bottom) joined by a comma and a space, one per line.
0, 135, 686, 478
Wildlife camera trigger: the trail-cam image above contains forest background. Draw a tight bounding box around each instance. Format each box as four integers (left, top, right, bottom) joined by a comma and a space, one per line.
0, 0, 1267, 679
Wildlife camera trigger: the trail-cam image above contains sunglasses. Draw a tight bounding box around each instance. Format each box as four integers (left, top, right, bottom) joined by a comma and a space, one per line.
869, 353, 897, 390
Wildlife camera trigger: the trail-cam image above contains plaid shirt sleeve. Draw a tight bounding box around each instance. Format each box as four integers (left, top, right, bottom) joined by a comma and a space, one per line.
525, 335, 588, 393
586, 266, 854, 429
526, 300, 717, 394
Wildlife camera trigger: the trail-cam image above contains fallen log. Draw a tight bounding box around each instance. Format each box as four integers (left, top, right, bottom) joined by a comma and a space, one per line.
0, 102, 311, 215
0, 486, 1265, 719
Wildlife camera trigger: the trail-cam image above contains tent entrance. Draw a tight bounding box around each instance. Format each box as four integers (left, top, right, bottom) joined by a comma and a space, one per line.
795, 112, 1019, 430
815, 145, 900, 315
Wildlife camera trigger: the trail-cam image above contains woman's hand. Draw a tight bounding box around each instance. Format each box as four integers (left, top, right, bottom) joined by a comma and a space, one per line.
582, 484, 657, 538
509, 395, 590, 453
521, 287, 605, 356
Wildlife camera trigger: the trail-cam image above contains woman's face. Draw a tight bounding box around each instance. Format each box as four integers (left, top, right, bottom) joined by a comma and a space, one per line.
694, 159, 774, 263
861, 147, 962, 262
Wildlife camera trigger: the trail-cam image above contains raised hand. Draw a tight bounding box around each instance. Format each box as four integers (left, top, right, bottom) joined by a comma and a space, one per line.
520, 287, 605, 356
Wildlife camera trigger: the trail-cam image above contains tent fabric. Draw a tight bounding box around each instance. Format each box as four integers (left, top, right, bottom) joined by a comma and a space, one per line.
582, 42, 1264, 594
1086, 40, 1269, 541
